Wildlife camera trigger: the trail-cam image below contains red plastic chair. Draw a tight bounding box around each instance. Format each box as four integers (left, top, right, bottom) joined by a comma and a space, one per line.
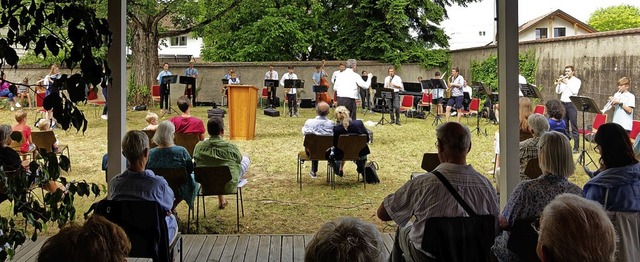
260, 87, 269, 107
630, 120, 640, 142
417, 93, 432, 112
398, 95, 415, 123
533, 105, 545, 115
461, 98, 480, 123
151, 85, 161, 107
34, 91, 47, 122
87, 88, 106, 117
579, 114, 607, 135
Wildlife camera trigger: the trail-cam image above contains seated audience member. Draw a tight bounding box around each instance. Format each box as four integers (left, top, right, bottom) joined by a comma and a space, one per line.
584, 123, 640, 211
193, 117, 250, 210
634, 132, 640, 159
36, 118, 59, 152
170, 96, 205, 141
518, 113, 549, 180
108, 130, 178, 242
519, 97, 533, 141
492, 131, 582, 261
147, 121, 198, 210
302, 101, 335, 178
0, 71, 19, 111
537, 194, 616, 262
332, 106, 370, 177
377, 122, 499, 262
305, 217, 385, 262
16, 77, 32, 109
37, 215, 131, 262
544, 99, 568, 138
143, 112, 159, 131
12, 110, 35, 154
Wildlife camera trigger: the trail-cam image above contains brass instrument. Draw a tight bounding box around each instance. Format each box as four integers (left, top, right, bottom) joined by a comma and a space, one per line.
554, 75, 568, 85
445, 75, 453, 98
601, 88, 623, 113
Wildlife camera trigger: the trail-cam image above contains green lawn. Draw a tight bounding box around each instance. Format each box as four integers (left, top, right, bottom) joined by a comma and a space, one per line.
0, 104, 593, 235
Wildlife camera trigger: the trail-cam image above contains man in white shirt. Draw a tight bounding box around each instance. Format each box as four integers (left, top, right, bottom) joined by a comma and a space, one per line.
607, 77, 635, 132
432, 71, 446, 116
555, 65, 581, 152
280, 66, 299, 117
462, 80, 472, 112
331, 63, 346, 84
333, 59, 372, 120
445, 67, 465, 122
264, 64, 279, 108
384, 67, 404, 125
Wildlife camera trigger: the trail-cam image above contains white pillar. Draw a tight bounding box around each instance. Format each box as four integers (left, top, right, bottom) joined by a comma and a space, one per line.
497, 0, 519, 209
106, 0, 126, 183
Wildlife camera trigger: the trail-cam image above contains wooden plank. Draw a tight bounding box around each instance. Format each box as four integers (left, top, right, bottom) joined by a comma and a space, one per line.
303, 234, 313, 247
381, 233, 394, 255
208, 235, 228, 262
280, 236, 293, 262
256, 236, 271, 262
268, 235, 281, 262
231, 235, 249, 262
183, 235, 207, 262
243, 235, 260, 262
181, 234, 199, 258
12, 239, 40, 262
219, 235, 238, 262
293, 235, 305, 262
14, 237, 46, 262
195, 235, 217, 261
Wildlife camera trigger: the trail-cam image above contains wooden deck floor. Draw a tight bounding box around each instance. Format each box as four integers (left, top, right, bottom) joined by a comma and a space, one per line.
13, 233, 395, 262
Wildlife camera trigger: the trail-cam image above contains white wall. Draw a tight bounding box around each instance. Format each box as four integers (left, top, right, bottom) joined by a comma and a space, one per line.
158, 34, 203, 58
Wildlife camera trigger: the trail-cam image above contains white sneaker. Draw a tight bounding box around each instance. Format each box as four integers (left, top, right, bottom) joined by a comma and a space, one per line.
15, 102, 21, 108
10, 106, 15, 111
309, 171, 317, 178
101, 115, 108, 120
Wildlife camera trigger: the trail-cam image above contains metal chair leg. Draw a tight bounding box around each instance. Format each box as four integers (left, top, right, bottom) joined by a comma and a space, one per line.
240, 187, 244, 217
236, 192, 240, 232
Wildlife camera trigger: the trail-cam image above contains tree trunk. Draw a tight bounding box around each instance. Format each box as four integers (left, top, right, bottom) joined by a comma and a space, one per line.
130, 19, 159, 106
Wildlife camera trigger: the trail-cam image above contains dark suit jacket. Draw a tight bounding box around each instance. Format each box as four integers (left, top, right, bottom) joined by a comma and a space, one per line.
333, 120, 370, 157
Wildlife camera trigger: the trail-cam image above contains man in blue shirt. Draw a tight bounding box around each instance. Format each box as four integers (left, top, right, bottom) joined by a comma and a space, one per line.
156, 63, 172, 114
184, 61, 198, 106
301, 101, 334, 178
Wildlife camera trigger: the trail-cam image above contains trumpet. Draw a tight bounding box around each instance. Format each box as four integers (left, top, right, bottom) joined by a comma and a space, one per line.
601, 88, 623, 113
554, 75, 568, 85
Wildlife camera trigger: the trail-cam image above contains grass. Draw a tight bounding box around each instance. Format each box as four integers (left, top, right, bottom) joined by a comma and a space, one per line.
0, 104, 594, 235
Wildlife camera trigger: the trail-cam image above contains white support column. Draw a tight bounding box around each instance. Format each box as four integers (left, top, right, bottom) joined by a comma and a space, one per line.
497, 0, 519, 209
106, 0, 126, 184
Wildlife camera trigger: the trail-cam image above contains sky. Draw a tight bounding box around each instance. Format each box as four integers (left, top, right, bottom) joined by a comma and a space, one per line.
440, 0, 640, 49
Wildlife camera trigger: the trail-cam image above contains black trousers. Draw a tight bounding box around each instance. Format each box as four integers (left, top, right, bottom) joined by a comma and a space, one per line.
359, 88, 371, 109
159, 84, 169, 110
337, 97, 357, 120
268, 86, 277, 107
387, 92, 401, 121
563, 102, 579, 149
287, 93, 297, 113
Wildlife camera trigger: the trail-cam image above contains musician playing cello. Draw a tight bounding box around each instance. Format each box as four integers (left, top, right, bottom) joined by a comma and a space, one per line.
602, 77, 635, 132
312, 63, 331, 105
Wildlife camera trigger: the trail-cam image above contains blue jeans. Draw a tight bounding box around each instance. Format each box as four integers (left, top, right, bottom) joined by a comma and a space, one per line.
0, 89, 14, 101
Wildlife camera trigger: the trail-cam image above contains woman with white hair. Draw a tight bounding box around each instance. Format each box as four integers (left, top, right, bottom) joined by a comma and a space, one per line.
305, 217, 385, 262
492, 131, 582, 261
537, 194, 615, 262
332, 106, 370, 177
518, 113, 550, 180
146, 121, 197, 210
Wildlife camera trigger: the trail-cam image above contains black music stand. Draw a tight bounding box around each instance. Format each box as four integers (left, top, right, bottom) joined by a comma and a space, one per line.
264, 79, 279, 108
520, 83, 542, 100
569, 95, 600, 168
179, 76, 196, 106
161, 75, 178, 116
375, 87, 395, 126
283, 79, 304, 116
468, 82, 488, 136
426, 78, 446, 126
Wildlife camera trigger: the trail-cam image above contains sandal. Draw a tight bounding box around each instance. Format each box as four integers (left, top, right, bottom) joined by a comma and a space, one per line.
218, 200, 228, 210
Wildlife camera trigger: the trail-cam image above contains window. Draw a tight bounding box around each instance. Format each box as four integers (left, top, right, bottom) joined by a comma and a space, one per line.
553, 27, 566, 37
478, 31, 486, 36
535, 28, 548, 39
170, 36, 187, 46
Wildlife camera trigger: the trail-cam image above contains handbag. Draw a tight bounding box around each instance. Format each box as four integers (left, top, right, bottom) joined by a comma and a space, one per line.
421, 170, 495, 262
363, 161, 380, 184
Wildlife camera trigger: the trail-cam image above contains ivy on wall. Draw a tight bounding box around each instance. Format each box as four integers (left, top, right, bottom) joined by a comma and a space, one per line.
470, 50, 538, 96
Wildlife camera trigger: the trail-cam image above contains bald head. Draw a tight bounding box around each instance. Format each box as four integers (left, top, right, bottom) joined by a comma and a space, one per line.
316, 101, 330, 117
436, 122, 471, 156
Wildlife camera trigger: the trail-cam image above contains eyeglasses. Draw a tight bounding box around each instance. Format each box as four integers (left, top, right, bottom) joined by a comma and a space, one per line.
593, 145, 601, 154
531, 217, 541, 234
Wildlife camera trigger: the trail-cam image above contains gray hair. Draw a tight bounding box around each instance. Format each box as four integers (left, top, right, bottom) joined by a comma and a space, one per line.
539, 193, 616, 262
346, 59, 357, 69
0, 124, 12, 146
121, 130, 149, 161
436, 122, 471, 154
528, 113, 549, 136
153, 121, 175, 147
305, 217, 385, 262
538, 131, 574, 177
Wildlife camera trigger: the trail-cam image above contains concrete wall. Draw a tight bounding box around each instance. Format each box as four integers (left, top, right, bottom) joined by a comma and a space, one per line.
450, 28, 640, 123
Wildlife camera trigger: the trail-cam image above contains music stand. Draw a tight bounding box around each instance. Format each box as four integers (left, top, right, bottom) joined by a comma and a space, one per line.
470, 82, 489, 136
361, 76, 377, 115
520, 83, 542, 100
162, 75, 178, 115
375, 87, 396, 126
180, 76, 196, 106
569, 95, 600, 168
427, 78, 446, 126
264, 79, 279, 108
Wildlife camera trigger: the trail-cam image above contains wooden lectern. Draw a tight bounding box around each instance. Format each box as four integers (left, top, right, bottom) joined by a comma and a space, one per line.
226, 84, 258, 140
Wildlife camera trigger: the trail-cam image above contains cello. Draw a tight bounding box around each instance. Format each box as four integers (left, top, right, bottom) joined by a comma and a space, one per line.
317, 60, 332, 104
